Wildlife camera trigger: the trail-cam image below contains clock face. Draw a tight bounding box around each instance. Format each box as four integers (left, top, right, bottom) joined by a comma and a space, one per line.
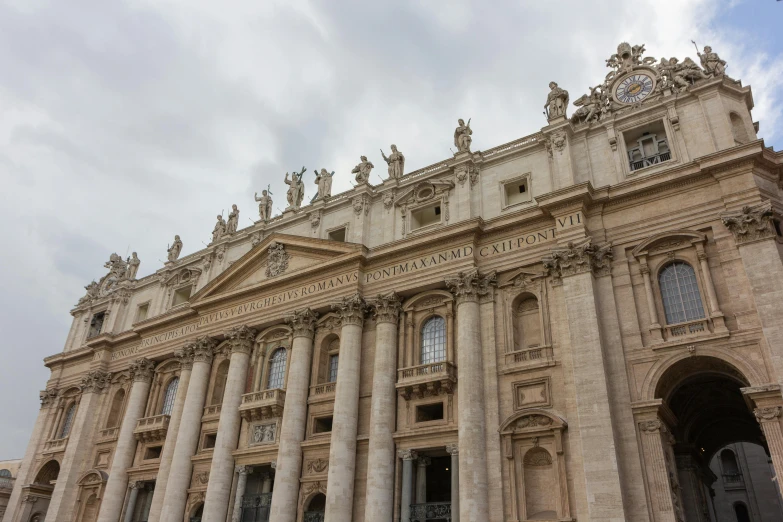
615, 73, 654, 104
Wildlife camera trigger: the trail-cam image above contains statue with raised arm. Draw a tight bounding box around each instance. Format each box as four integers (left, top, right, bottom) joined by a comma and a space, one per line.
545, 82, 569, 120
212, 215, 227, 243
351, 156, 374, 184
125, 252, 140, 279
254, 189, 273, 221
380, 144, 405, 179
697, 45, 727, 76
454, 118, 472, 153
314, 168, 334, 200
284, 167, 307, 210
668, 57, 710, 90
226, 204, 240, 234
167, 235, 183, 262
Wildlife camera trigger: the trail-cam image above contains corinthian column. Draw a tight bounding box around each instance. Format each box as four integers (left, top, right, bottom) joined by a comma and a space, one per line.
147, 348, 195, 522
444, 268, 495, 522
364, 292, 402, 522
45, 370, 112, 522
325, 293, 367, 521
230, 466, 252, 522
203, 325, 257, 522
755, 407, 783, 484
160, 337, 216, 522
269, 308, 318, 522
97, 358, 155, 522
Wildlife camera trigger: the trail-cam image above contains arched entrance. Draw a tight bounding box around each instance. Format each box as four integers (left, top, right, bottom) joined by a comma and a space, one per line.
303, 493, 325, 522
189, 502, 203, 522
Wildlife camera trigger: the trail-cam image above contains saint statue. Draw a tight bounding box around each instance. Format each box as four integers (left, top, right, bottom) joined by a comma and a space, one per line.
227, 204, 240, 234
212, 215, 227, 243
351, 156, 374, 184
167, 235, 183, 262
666, 57, 710, 90
380, 144, 405, 179
254, 190, 273, 221
454, 118, 472, 153
314, 168, 334, 200
284, 167, 307, 210
697, 45, 727, 76
125, 252, 140, 279
545, 82, 569, 120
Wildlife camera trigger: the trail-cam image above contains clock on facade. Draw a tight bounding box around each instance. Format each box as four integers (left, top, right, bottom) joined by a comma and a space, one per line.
614, 73, 655, 104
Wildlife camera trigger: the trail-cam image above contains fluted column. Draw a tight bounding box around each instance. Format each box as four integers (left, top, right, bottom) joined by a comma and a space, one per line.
269, 308, 318, 522
696, 245, 726, 332
755, 407, 783, 485
445, 269, 494, 522
637, 419, 679, 522
147, 348, 195, 522
160, 337, 216, 522
364, 292, 402, 522
325, 293, 367, 521
45, 370, 112, 522
638, 257, 664, 342
122, 482, 143, 522
203, 326, 257, 522
399, 450, 417, 522
98, 359, 155, 522
230, 466, 252, 522
446, 444, 459, 522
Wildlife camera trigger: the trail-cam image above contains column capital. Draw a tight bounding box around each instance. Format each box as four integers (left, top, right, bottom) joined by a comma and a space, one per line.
192, 336, 217, 364
39, 388, 58, 408
543, 239, 613, 280
235, 465, 253, 476
444, 268, 496, 305
755, 406, 782, 423
332, 293, 367, 326
638, 419, 663, 433
225, 325, 257, 355
175, 344, 195, 370
445, 443, 459, 456
129, 481, 145, 490
416, 456, 431, 467
398, 449, 418, 461
80, 370, 112, 394
129, 357, 156, 383
370, 291, 402, 324
722, 201, 777, 245
286, 308, 319, 339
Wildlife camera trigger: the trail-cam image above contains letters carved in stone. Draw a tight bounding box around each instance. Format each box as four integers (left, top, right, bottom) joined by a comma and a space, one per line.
370, 292, 402, 325
225, 325, 257, 355
332, 293, 367, 326
721, 202, 777, 245
542, 239, 613, 280
129, 357, 155, 382
286, 308, 318, 339
444, 268, 497, 305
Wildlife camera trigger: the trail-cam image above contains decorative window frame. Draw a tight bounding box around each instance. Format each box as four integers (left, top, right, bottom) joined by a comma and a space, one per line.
134, 300, 151, 324
251, 326, 292, 393
74, 469, 108, 522
394, 179, 455, 238
162, 267, 202, 310
325, 222, 350, 242
401, 291, 455, 368
311, 313, 342, 387
615, 112, 679, 179
499, 172, 533, 210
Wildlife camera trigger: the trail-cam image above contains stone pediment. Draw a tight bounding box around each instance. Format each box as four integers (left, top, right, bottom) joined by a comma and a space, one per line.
191, 233, 362, 303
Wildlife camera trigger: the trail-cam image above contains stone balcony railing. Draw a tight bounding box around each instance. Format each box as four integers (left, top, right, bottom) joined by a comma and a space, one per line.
202, 404, 222, 421
503, 345, 555, 369
396, 361, 457, 400
0, 477, 14, 490
43, 437, 68, 453
96, 426, 120, 443
665, 319, 709, 340
134, 414, 170, 443
239, 389, 285, 421
410, 501, 452, 521
308, 382, 336, 404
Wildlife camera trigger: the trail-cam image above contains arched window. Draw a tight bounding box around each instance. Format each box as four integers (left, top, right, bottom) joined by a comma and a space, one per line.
734, 502, 751, 522
266, 349, 287, 390
730, 112, 750, 144
659, 262, 705, 324
160, 378, 179, 416
514, 294, 542, 351
421, 316, 446, 364
105, 389, 126, 428
210, 361, 229, 406
0, 469, 11, 478
60, 403, 76, 438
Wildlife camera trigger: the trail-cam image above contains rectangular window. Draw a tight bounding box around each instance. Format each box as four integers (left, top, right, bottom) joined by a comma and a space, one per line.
503, 179, 531, 207
624, 121, 671, 172
314, 416, 333, 434
144, 446, 162, 460
88, 312, 106, 338
415, 402, 445, 422
328, 354, 339, 382
410, 204, 442, 231
328, 227, 346, 242
202, 433, 217, 450
172, 286, 192, 306
135, 303, 150, 322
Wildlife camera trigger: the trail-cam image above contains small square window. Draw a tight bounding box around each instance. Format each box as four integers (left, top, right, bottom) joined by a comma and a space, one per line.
410, 204, 442, 230
314, 416, 333, 434
415, 402, 444, 422
202, 433, 216, 450
144, 446, 162, 460
172, 286, 192, 306
136, 303, 150, 322
328, 228, 346, 242
503, 177, 532, 208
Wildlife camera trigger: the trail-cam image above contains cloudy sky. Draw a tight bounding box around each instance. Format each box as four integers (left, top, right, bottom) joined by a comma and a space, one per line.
0, 0, 781, 459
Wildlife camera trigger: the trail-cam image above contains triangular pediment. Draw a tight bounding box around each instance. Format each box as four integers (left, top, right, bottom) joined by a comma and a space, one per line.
191, 233, 363, 305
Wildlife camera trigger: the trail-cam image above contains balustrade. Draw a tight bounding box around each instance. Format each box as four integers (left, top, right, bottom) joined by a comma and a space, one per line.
240, 492, 272, 521
97, 426, 120, 442
303, 512, 325, 522
307, 383, 336, 405
202, 404, 222, 421
410, 501, 452, 521
43, 436, 68, 453
239, 389, 286, 421
396, 362, 457, 401
664, 319, 709, 340
503, 345, 555, 368
134, 414, 171, 443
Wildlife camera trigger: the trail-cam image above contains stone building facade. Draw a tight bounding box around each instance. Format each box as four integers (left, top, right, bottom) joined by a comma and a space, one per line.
4, 42, 783, 522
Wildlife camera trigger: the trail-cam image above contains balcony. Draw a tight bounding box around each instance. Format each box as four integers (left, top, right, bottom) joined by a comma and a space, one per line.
411, 502, 452, 521
0, 476, 14, 490
202, 404, 222, 421
629, 151, 671, 172
396, 362, 457, 400
96, 426, 120, 443
134, 414, 170, 443
43, 437, 68, 453
308, 383, 336, 404
665, 319, 709, 340
303, 513, 325, 522
240, 493, 272, 521
239, 389, 285, 421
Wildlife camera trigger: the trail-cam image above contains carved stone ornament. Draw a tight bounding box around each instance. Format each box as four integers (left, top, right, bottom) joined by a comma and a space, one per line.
352, 194, 370, 216
455, 163, 480, 187
552, 132, 566, 152
129, 357, 156, 383
236, 465, 253, 476
304, 481, 326, 496
76, 253, 132, 308
175, 344, 196, 370
398, 449, 418, 461
265, 242, 290, 278
196, 471, 210, 485
383, 190, 395, 210
80, 370, 112, 393
307, 458, 329, 474
542, 239, 613, 280
250, 231, 263, 247
721, 202, 776, 245
191, 337, 217, 363
514, 414, 554, 430
309, 210, 321, 229
252, 423, 276, 444
39, 388, 58, 407
639, 419, 663, 433
370, 292, 402, 325
754, 406, 782, 423
332, 293, 367, 326
286, 308, 319, 339
445, 444, 458, 456
444, 268, 497, 304
225, 325, 257, 355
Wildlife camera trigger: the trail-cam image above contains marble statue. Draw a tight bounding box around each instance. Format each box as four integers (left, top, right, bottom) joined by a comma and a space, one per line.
454, 118, 472, 153
314, 168, 334, 200
167, 235, 183, 262
380, 145, 405, 179
227, 204, 239, 234
254, 189, 273, 221
285, 167, 307, 210
78, 281, 100, 305
351, 157, 374, 184
125, 252, 140, 279
212, 215, 227, 243
545, 82, 569, 120
697, 45, 727, 76
662, 57, 710, 90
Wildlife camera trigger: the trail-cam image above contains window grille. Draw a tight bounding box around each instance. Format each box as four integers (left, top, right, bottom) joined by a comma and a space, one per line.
328, 354, 339, 383
659, 262, 705, 324
161, 377, 179, 415
60, 404, 76, 438
421, 316, 447, 364
267, 349, 287, 390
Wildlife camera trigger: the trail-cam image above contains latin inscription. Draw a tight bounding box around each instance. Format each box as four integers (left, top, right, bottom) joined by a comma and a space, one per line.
364, 246, 474, 283
111, 345, 141, 361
